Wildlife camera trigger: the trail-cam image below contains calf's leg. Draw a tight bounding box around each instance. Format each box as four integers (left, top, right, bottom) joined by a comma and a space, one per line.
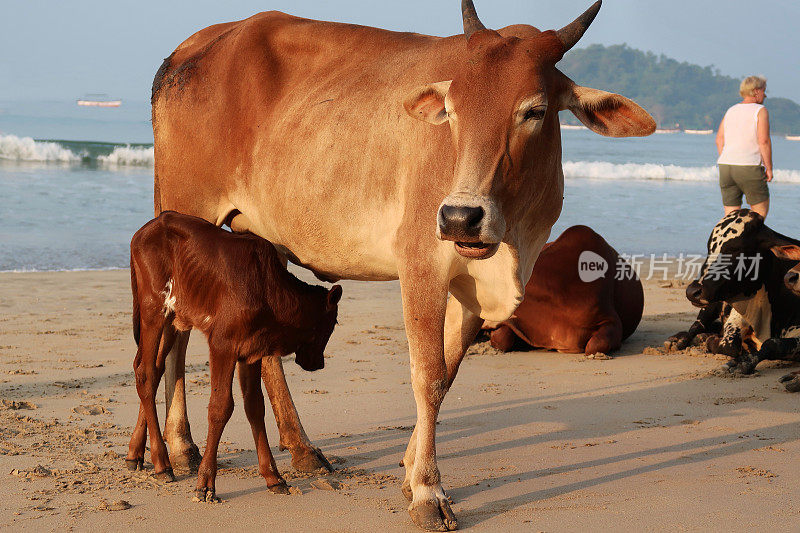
238, 360, 290, 493
134, 324, 174, 481
163, 330, 202, 469
261, 356, 332, 472
125, 404, 147, 471
194, 350, 236, 503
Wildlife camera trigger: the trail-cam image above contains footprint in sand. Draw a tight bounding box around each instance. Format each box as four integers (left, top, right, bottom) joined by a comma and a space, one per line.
72, 404, 108, 415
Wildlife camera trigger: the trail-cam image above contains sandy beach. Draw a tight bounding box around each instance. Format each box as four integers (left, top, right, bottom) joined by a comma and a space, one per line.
1, 268, 799, 532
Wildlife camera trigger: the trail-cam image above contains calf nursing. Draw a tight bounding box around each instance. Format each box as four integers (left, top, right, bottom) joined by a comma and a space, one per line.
127, 211, 341, 501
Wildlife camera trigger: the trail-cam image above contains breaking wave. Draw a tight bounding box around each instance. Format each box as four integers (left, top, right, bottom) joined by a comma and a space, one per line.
563, 160, 800, 183
97, 145, 154, 166
2, 133, 799, 181
0, 134, 154, 166
0, 134, 80, 162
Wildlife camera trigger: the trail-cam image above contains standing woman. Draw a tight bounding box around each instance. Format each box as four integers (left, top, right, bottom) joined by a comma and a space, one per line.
716, 75, 773, 218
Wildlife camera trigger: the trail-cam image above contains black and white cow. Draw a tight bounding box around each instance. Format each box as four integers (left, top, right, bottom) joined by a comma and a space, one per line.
683, 209, 800, 392
666, 301, 756, 358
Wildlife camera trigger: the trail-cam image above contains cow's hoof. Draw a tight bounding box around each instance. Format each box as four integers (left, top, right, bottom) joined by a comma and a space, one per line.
724, 355, 758, 376
409, 498, 458, 532
291, 446, 333, 473
779, 374, 800, 393
665, 332, 690, 352
268, 480, 291, 495
124, 458, 144, 471
154, 468, 175, 483
169, 445, 202, 471
401, 481, 413, 502
192, 488, 220, 503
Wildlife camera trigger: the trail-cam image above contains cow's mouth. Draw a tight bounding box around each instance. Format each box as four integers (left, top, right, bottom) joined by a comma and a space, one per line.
454, 241, 499, 259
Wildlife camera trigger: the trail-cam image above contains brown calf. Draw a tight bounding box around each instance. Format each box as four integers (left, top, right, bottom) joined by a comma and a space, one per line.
127, 211, 341, 502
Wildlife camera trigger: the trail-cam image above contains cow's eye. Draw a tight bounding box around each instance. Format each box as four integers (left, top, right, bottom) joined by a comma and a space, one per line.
523, 106, 546, 122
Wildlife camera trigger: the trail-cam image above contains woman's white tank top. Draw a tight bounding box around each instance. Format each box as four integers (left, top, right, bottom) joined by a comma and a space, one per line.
717, 103, 764, 166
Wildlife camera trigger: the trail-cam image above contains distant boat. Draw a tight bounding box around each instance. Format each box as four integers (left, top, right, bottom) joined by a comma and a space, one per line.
560, 124, 588, 130
684, 129, 713, 135
786, 135, 800, 141
76, 94, 121, 107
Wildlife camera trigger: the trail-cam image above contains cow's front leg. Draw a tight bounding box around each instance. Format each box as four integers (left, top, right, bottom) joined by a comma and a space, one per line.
402, 296, 484, 504
399, 272, 461, 532
163, 330, 202, 469
261, 355, 333, 472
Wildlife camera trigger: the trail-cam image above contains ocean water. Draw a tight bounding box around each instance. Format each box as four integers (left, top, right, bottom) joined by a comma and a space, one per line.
1, 101, 798, 271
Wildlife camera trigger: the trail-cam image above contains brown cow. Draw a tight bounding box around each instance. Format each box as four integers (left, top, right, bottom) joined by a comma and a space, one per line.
127, 211, 341, 501
484, 226, 643, 355
151, 1, 655, 529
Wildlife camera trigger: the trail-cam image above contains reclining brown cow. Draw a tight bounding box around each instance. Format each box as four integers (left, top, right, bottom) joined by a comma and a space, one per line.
127, 211, 341, 501
483, 225, 643, 355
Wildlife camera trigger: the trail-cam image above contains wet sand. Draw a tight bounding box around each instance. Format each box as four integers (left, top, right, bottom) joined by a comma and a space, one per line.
1, 269, 799, 532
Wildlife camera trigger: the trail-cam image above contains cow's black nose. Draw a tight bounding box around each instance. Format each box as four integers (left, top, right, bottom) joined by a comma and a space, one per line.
685, 282, 703, 304
438, 205, 484, 238
786, 270, 800, 287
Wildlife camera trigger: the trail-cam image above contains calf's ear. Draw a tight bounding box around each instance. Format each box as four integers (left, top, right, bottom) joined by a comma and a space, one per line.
403, 81, 452, 125
327, 284, 342, 309
564, 84, 656, 137
770, 244, 800, 261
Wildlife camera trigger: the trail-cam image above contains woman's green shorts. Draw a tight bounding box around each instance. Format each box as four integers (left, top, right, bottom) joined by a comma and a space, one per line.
719, 164, 770, 206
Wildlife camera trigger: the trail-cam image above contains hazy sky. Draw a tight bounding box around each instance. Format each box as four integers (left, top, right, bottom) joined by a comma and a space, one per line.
2, 0, 799, 102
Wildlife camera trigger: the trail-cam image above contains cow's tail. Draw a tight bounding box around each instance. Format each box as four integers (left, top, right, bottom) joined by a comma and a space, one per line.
131, 256, 141, 346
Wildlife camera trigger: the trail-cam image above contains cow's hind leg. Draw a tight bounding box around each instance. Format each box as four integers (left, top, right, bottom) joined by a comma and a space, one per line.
239, 360, 290, 493
726, 337, 800, 375
194, 349, 236, 503
163, 330, 202, 470
261, 356, 332, 473
489, 324, 518, 352
584, 320, 623, 356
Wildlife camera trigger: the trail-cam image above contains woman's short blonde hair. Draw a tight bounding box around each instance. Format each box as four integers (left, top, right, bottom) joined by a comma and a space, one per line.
740, 75, 767, 97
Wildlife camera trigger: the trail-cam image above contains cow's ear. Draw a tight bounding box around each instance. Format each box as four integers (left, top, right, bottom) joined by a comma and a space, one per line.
564, 85, 656, 137
327, 284, 342, 309
404, 81, 452, 125
770, 244, 800, 261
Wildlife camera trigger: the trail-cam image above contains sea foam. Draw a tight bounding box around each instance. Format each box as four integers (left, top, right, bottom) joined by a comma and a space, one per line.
97, 145, 154, 166
563, 160, 800, 183
2, 133, 800, 182
0, 134, 80, 162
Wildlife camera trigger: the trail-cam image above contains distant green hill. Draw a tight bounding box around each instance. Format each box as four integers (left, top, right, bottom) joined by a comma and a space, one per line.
560, 44, 800, 135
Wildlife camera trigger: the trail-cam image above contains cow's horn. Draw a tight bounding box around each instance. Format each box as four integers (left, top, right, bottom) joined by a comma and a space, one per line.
462, 0, 486, 40
556, 0, 602, 52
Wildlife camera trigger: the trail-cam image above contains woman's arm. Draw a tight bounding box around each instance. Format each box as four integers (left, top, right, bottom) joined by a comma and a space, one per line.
716, 117, 725, 155
757, 107, 773, 181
